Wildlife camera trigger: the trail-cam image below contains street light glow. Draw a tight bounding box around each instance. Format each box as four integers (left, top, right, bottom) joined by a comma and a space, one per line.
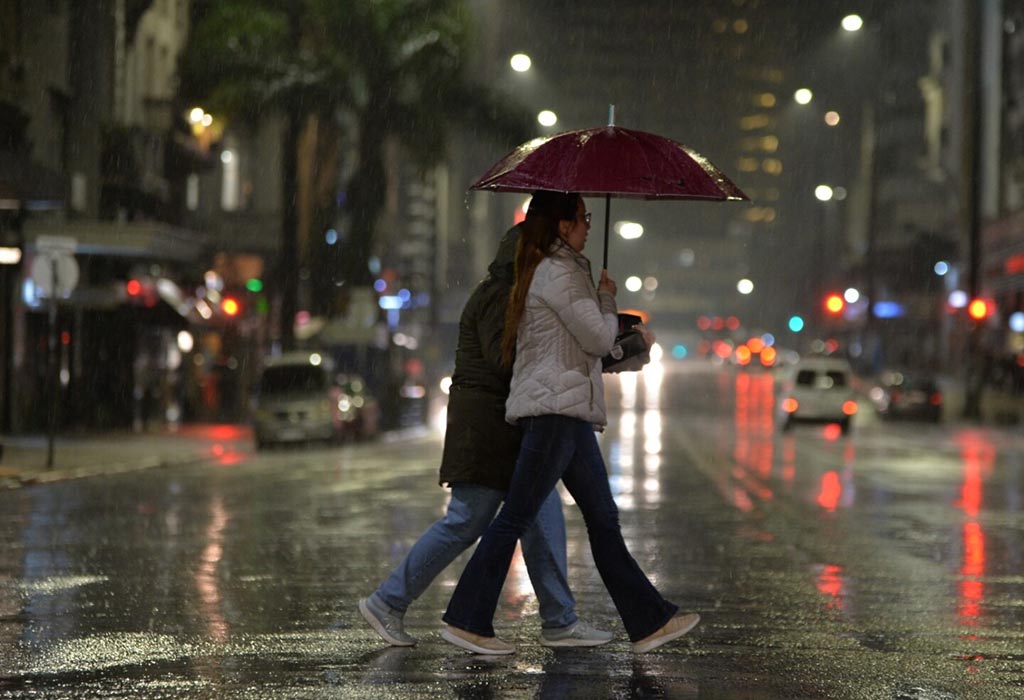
1010, 311, 1024, 332
177, 330, 194, 353
510, 53, 532, 72
615, 221, 644, 239
794, 88, 813, 105
825, 111, 841, 126
844, 288, 860, 303
842, 14, 864, 32
625, 276, 643, 292
737, 279, 754, 295
537, 110, 558, 127
0, 247, 21, 264
815, 185, 834, 201
188, 107, 205, 123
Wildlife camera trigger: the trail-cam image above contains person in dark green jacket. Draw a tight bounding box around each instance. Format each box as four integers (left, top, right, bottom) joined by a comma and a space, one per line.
359, 216, 612, 649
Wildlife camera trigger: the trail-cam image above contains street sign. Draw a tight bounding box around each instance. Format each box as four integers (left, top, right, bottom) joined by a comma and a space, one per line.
31, 252, 79, 298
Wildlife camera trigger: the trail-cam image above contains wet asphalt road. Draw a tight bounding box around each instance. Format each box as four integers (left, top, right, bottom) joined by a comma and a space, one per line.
0, 362, 1022, 699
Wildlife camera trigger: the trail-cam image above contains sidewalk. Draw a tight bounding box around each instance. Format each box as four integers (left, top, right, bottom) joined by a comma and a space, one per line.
0, 424, 247, 489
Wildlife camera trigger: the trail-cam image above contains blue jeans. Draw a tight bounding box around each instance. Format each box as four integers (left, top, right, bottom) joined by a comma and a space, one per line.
374, 483, 577, 629
443, 415, 678, 642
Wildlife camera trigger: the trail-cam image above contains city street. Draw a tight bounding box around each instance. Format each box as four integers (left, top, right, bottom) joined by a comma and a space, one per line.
0, 362, 1022, 699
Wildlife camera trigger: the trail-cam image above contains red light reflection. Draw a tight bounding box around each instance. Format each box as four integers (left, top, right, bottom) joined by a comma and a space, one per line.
955, 432, 993, 630
816, 564, 845, 610
958, 522, 985, 625
822, 423, 842, 441
817, 471, 841, 511
730, 373, 774, 510
210, 442, 244, 466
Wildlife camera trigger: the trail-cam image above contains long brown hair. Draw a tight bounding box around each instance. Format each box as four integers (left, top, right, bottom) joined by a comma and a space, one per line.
501, 191, 581, 366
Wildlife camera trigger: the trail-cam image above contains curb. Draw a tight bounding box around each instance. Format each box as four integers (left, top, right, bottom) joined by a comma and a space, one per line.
0, 454, 214, 490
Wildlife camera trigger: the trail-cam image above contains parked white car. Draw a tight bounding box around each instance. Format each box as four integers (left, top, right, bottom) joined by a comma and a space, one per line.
775, 356, 858, 434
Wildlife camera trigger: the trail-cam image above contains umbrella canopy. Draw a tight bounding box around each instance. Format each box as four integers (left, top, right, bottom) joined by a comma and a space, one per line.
470, 125, 748, 268
471, 125, 748, 201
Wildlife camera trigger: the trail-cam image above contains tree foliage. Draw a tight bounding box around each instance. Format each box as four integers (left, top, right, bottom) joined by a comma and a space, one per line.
181, 0, 530, 303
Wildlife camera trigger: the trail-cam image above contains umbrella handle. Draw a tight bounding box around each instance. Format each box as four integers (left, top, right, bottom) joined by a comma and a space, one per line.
602, 194, 611, 271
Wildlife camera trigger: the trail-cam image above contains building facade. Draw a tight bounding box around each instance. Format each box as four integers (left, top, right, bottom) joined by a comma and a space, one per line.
0, 0, 236, 433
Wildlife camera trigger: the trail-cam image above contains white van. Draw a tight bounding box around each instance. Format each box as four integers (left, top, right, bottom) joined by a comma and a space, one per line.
251, 352, 339, 449
775, 356, 858, 434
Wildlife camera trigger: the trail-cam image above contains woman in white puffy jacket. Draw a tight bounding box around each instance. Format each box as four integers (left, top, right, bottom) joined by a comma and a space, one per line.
442, 190, 700, 656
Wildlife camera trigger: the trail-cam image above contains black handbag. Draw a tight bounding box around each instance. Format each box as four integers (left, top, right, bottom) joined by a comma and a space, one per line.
602, 313, 651, 373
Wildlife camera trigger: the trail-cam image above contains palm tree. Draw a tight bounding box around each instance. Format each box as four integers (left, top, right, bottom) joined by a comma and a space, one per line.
181, 0, 529, 348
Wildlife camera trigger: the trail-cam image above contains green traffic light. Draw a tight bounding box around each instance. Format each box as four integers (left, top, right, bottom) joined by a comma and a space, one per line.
246, 278, 263, 293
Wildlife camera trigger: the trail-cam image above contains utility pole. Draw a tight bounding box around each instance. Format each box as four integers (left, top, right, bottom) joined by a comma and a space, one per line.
860, 102, 880, 374
962, 0, 998, 419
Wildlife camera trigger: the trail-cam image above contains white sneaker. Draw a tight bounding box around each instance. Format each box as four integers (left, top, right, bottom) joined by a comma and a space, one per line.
631, 613, 700, 654
441, 625, 515, 655
539, 621, 614, 648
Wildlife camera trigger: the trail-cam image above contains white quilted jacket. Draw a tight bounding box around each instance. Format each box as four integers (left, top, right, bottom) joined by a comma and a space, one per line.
505, 241, 618, 428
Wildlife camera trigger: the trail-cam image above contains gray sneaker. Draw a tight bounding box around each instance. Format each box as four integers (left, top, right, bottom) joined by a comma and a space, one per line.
359, 596, 417, 646
540, 620, 614, 648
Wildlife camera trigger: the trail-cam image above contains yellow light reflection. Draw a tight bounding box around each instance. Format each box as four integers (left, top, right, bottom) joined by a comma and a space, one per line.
620, 410, 637, 439
642, 343, 664, 408
195, 494, 229, 643
619, 371, 638, 410
502, 543, 534, 613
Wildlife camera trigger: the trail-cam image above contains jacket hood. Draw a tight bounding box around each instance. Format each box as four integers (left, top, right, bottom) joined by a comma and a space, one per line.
488, 224, 520, 283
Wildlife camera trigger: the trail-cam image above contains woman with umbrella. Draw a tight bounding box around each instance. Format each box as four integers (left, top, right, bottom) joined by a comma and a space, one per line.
441, 190, 700, 655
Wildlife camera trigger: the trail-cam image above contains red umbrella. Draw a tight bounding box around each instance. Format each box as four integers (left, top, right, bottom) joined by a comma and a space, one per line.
470, 123, 749, 268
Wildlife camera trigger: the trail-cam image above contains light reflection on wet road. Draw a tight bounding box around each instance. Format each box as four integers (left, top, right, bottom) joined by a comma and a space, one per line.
0, 361, 1022, 698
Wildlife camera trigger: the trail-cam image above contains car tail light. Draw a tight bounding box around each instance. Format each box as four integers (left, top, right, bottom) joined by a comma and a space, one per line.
930, 392, 943, 406
842, 400, 858, 416
782, 397, 799, 413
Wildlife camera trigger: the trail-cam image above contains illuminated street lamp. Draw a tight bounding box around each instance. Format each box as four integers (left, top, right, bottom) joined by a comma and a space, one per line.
814, 184, 834, 201
794, 88, 813, 105
841, 14, 864, 32
537, 110, 558, 127
510, 53, 532, 72
614, 221, 644, 239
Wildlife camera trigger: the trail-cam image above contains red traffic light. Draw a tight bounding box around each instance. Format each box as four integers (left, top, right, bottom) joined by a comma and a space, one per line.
824, 294, 845, 314
126, 279, 143, 296
967, 298, 992, 321
222, 297, 241, 317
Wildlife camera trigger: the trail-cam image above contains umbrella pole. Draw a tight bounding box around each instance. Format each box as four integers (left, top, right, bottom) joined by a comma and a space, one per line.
602, 194, 611, 271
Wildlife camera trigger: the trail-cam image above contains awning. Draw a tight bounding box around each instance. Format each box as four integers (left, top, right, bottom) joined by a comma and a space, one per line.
23, 220, 205, 263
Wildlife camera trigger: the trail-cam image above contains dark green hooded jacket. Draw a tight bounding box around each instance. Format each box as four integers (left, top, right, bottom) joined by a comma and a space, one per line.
438, 225, 522, 490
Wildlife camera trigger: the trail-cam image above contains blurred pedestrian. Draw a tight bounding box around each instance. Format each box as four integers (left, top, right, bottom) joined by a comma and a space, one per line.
441, 191, 699, 655
358, 224, 612, 648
